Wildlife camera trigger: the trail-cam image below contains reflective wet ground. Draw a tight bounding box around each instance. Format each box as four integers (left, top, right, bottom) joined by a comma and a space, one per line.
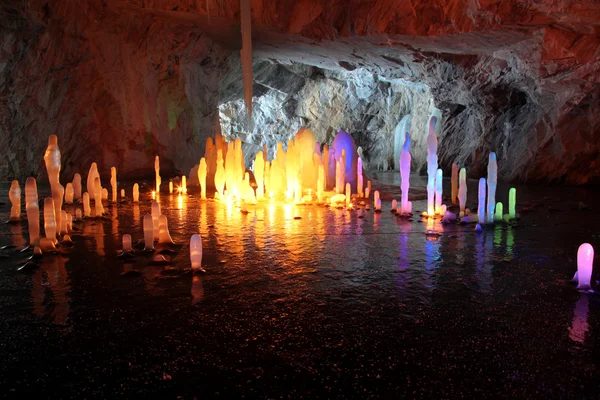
0, 174, 599, 399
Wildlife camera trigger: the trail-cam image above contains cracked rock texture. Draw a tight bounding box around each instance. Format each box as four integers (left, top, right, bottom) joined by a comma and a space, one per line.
1, 0, 599, 183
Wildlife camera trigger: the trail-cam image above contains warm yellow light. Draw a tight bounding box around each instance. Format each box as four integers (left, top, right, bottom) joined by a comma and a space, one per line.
151, 190, 156, 199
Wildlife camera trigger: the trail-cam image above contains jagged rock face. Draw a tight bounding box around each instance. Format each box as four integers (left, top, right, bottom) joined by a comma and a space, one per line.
1, 0, 599, 183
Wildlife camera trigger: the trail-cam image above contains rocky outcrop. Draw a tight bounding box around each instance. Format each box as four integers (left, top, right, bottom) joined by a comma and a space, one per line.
1, 0, 598, 183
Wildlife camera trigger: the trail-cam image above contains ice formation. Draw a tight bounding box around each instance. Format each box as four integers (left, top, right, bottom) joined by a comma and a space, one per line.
102, 188, 108, 201
345, 183, 351, 207
52, 185, 64, 234
43, 197, 57, 242
122, 234, 133, 252
332, 131, 357, 189
400, 132, 411, 215
25, 178, 40, 246
426, 116, 438, 216
240, 0, 253, 128
190, 234, 203, 271
486, 153, 497, 224
508, 188, 517, 219
60, 210, 68, 234
83, 192, 91, 217
158, 215, 175, 245
215, 149, 225, 197
169, 181, 173, 194
111, 167, 117, 202
391, 199, 397, 211
576, 243, 594, 291
73, 173, 82, 200
39, 238, 57, 253
151, 201, 161, 240
435, 169, 443, 214
199, 157, 208, 200
133, 183, 140, 203
87, 163, 100, 201
366, 181, 371, 200
120, 189, 125, 198
451, 163, 458, 205
75, 209, 82, 220
181, 176, 187, 194
357, 157, 363, 198
478, 178, 486, 223
495, 202, 503, 222
155, 156, 161, 193
94, 178, 103, 216
65, 183, 74, 204
458, 168, 467, 215
393, 115, 412, 171
374, 191, 381, 211
43, 135, 61, 193
9, 180, 21, 221
143, 215, 154, 251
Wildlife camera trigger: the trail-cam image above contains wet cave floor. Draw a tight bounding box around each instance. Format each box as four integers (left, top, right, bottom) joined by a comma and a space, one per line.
0, 173, 599, 399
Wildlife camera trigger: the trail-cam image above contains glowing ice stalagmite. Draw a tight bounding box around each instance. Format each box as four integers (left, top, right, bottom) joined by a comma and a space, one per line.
458, 168, 467, 216
73, 173, 82, 201
169, 181, 173, 194
495, 202, 503, 222
366, 180, 371, 199
94, 178, 103, 216
83, 192, 91, 217
451, 163, 458, 205
111, 167, 117, 203
426, 116, 438, 216
44, 135, 61, 193
478, 178, 486, 223
87, 163, 100, 201
345, 183, 351, 207
65, 183, 74, 204
332, 131, 357, 189
43, 197, 56, 242
151, 201, 161, 240
122, 234, 133, 252
158, 215, 175, 245
143, 215, 154, 251
120, 189, 125, 198
435, 169, 443, 215
576, 243, 594, 291
60, 210, 68, 234
215, 149, 225, 198
133, 184, 139, 203
374, 190, 381, 211
199, 158, 207, 200
190, 234, 203, 271
102, 188, 108, 201
508, 188, 517, 219
486, 153, 497, 224
181, 176, 187, 194
400, 132, 411, 215
52, 185, 64, 235
9, 180, 21, 221
155, 156, 161, 193
25, 178, 40, 246
357, 157, 364, 198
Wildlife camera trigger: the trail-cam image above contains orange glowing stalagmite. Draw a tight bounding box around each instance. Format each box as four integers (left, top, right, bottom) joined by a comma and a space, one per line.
94, 178, 103, 216
25, 178, 40, 246
110, 167, 117, 202
83, 192, 91, 217
155, 156, 161, 193
215, 149, 225, 198
65, 183, 74, 204
9, 180, 21, 221
254, 151, 265, 200
43, 197, 57, 242
198, 158, 207, 200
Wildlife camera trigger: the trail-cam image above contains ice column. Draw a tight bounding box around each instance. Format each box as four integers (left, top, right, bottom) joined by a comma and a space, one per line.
576, 243, 594, 290
143, 215, 154, 251
111, 167, 117, 202
357, 157, 364, 198
451, 163, 458, 205
494, 202, 503, 221
43, 135, 61, 193
151, 202, 161, 240
190, 234, 203, 271
65, 183, 74, 204
25, 178, 40, 246
486, 153, 497, 224
158, 215, 175, 245
400, 133, 411, 215
44, 197, 56, 241
199, 158, 207, 200
133, 184, 139, 203
73, 173, 82, 201
435, 169, 443, 214
155, 156, 161, 193
87, 163, 100, 201
215, 149, 225, 198
83, 192, 91, 217
94, 178, 103, 216
9, 180, 21, 221
458, 168, 467, 215
122, 234, 133, 252
508, 188, 516, 219
477, 178, 486, 223
426, 117, 438, 216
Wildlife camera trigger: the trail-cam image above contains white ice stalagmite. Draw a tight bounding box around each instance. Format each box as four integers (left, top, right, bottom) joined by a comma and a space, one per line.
83, 192, 91, 217
357, 157, 364, 198
87, 163, 100, 201
478, 178, 486, 223
400, 132, 411, 215
151, 201, 161, 240
43, 197, 57, 242
426, 116, 438, 216
458, 168, 467, 216
133, 183, 140, 203
111, 167, 117, 203
73, 173, 82, 201
94, 178, 103, 216
65, 183, 74, 204
143, 215, 154, 251
155, 156, 161, 193
486, 152, 497, 224
451, 163, 458, 205
435, 169, 443, 215
240, 0, 253, 129
122, 234, 133, 252
199, 157, 207, 200
9, 180, 21, 221
25, 178, 40, 246
508, 188, 517, 219
576, 243, 594, 291
158, 215, 175, 245
190, 234, 203, 272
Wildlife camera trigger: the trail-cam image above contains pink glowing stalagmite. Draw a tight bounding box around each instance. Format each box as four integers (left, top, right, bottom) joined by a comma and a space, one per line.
190, 234, 203, 271
143, 215, 154, 251
357, 157, 364, 197
426, 117, 438, 216
400, 132, 411, 215
9, 180, 21, 221
576, 243, 594, 291
25, 178, 40, 246
435, 169, 443, 214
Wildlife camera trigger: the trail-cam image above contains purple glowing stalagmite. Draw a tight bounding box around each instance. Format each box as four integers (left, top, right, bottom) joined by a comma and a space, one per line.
400, 132, 411, 215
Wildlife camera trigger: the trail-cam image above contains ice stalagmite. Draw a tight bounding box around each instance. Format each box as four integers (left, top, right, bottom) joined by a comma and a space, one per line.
9, 180, 21, 221
458, 168, 467, 215
495, 202, 503, 221
44, 197, 57, 242
357, 157, 364, 198
215, 149, 225, 197
435, 169, 443, 214
254, 152, 264, 200
509, 188, 517, 219
240, 0, 253, 129
181, 176, 187, 194
122, 234, 133, 252
151, 201, 161, 240
83, 192, 91, 217
87, 163, 100, 201
111, 167, 117, 203
199, 158, 207, 200
25, 178, 40, 246
65, 183, 74, 204
133, 184, 139, 203
486, 153, 497, 224
158, 215, 175, 245
53, 185, 64, 234
426, 117, 438, 216
451, 163, 458, 205
155, 156, 161, 193
576, 243, 594, 291
478, 178, 486, 223
94, 178, 103, 216
400, 132, 411, 215
73, 173, 82, 201
143, 215, 154, 251
190, 234, 203, 271
44, 135, 61, 193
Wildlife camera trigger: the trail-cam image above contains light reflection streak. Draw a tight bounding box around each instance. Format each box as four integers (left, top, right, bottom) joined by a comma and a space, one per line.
569, 293, 589, 344
31, 256, 70, 325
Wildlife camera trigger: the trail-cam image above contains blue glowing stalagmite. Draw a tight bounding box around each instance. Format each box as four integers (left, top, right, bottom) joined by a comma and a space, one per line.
486, 153, 497, 224
478, 178, 486, 223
